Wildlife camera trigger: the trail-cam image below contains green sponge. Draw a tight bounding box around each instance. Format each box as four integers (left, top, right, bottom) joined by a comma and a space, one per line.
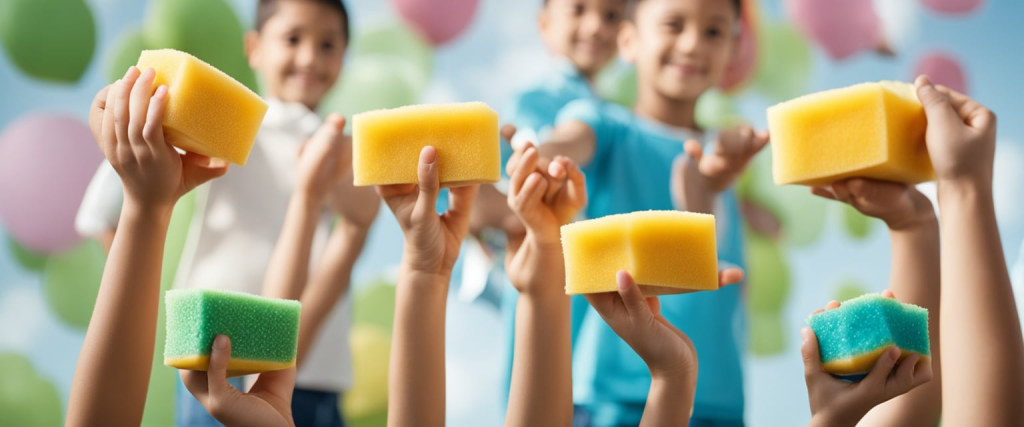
164, 288, 301, 376
807, 293, 930, 378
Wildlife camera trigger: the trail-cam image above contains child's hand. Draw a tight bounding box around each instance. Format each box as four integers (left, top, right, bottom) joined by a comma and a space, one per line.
295, 114, 351, 206
99, 67, 229, 212
684, 125, 769, 193
377, 146, 479, 278
504, 142, 586, 296
915, 75, 997, 188
180, 336, 296, 427
803, 291, 934, 427
811, 178, 935, 231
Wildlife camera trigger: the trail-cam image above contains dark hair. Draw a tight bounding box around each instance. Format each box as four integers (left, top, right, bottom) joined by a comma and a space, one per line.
629, 0, 742, 19
255, 0, 350, 44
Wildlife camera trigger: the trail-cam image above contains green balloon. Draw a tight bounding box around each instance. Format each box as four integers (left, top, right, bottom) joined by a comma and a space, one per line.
320, 54, 427, 120
754, 21, 812, 102
841, 203, 877, 240
834, 280, 872, 302
6, 237, 47, 272
343, 325, 392, 418
749, 312, 786, 356
107, 27, 149, 83
354, 22, 433, 78
143, 0, 258, 91
746, 231, 790, 315
743, 152, 827, 246
0, 353, 63, 426
695, 89, 744, 130
0, 0, 96, 83
353, 281, 396, 331
596, 64, 638, 108
43, 240, 105, 329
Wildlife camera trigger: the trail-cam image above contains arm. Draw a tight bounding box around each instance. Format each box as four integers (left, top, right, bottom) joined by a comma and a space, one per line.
536, 120, 597, 168
503, 143, 585, 427
914, 76, 1024, 424
809, 178, 942, 426
67, 67, 229, 425
378, 147, 478, 427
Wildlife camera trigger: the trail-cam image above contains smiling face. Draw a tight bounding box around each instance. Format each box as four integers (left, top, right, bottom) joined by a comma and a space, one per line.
620, 0, 738, 101
246, 0, 347, 110
539, 0, 628, 78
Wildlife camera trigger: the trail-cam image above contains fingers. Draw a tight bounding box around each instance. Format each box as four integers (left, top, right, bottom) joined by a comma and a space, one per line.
810, 186, 838, 201
932, 84, 996, 130
206, 335, 239, 401
801, 327, 826, 380
89, 84, 112, 143
563, 157, 587, 213
542, 156, 568, 204
101, 80, 118, 155
182, 151, 230, 191
915, 75, 963, 130
115, 67, 141, 149
142, 85, 169, 147
412, 146, 441, 221
881, 289, 895, 299
889, 353, 920, 394
445, 183, 480, 237
862, 346, 900, 389
684, 139, 704, 162
250, 366, 297, 403
129, 68, 156, 148
511, 172, 548, 218
509, 145, 539, 197
826, 300, 841, 310
500, 124, 517, 144
718, 267, 744, 288
179, 369, 210, 402
616, 270, 653, 320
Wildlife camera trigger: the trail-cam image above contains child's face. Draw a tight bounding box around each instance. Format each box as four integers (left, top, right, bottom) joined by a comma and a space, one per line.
621, 0, 737, 101
539, 0, 627, 77
246, 1, 347, 109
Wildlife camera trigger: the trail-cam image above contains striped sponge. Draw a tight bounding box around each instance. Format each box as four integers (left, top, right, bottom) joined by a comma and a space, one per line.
164, 289, 301, 376
807, 293, 930, 378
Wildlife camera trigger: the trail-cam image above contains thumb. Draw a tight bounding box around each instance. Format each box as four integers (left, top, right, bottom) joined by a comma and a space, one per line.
616, 270, 653, 320
206, 335, 240, 401
801, 328, 826, 381
182, 152, 229, 192
915, 75, 961, 127
413, 146, 441, 221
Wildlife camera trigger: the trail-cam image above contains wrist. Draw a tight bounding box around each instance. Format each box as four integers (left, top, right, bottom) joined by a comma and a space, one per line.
809, 408, 864, 427
937, 177, 993, 206
121, 199, 174, 226
886, 208, 937, 233
398, 264, 452, 290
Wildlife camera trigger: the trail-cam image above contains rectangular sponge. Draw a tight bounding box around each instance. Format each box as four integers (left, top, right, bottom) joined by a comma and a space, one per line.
352, 102, 500, 187
767, 81, 935, 186
136, 49, 268, 166
164, 289, 300, 376
807, 293, 930, 377
561, 211, 718, 296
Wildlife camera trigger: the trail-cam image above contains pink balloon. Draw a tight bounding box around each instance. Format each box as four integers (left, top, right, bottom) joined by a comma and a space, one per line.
785, 0, 882, 60
914, 51, 968, 95
391, 0, 479, 46
0, 114, 103, 253
719, 0, 758, 92
921, 0, 984, 15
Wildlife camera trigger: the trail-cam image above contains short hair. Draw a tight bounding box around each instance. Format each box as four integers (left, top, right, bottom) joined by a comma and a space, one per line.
255, 0, 350, 44
629, 0, 742, 19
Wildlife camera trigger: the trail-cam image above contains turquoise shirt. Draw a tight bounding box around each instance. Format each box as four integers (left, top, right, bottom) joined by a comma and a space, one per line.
557, 98, 747, 424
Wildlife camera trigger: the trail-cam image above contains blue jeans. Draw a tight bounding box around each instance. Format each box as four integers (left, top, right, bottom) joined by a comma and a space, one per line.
176, 377, 344, 427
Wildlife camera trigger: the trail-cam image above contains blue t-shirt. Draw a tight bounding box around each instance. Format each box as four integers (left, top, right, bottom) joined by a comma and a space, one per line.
557, 99, 747, 424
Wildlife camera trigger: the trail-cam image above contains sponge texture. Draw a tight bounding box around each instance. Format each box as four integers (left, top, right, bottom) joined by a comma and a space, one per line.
561, 211, 718, 296
164, 289, 300, 376
136, 49, 268, 166
352, 102, 500, 187
768, 81, 934, 186
807, 293, 930, 376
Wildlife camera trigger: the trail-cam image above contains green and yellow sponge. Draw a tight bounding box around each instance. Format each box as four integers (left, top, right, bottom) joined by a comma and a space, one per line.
807, 293, 930, 378
164, 289, 300, 376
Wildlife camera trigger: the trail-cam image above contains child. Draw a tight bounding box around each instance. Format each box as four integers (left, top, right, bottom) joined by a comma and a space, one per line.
523, 0, 764, 424
73, 1, 365, 425
801, 176, 942, 425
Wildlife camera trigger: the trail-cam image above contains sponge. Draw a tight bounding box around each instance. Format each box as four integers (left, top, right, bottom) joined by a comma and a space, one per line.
767, 81, 935, 186
561, 211, 719, 296
164, 289, 300, 376
352, 102, 500, 187
136, 49, 268, 166
807, 293, 930, 378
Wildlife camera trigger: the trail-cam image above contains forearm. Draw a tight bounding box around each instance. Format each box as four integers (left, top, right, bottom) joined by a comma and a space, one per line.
860, 216, 942, 426
505, 291, 572, 427
640, 372, 696, 427
674, 157, 715, 214
67, 202, 172, 426
537, 120, 597, 167
937, 180, 1024, 424
388, 268, 449, 427
296, 225, 367, 364
262, 195, 321, 300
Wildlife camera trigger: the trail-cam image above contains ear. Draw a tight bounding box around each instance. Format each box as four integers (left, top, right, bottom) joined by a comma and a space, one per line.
618, 21, 638, 64
244, 30, 261, 70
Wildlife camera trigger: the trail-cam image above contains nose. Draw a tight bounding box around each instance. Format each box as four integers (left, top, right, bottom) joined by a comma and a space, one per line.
675, 26, 702, 56
579, 10, 603, 39
295, 40, 317, 69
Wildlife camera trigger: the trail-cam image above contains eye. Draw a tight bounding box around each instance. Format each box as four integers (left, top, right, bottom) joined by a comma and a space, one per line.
664, 20, 683, 33
321, 41, 335, 51
573, 4, 585, 16
287, 36, 299, 46
707, 27, 722, 39
604, 10, 619, 23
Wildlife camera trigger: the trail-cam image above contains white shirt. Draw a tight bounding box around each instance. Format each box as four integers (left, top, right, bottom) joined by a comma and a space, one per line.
75, 99, 353, 392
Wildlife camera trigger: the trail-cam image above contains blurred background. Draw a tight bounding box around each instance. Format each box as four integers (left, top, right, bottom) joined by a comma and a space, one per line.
1, 0, 1022, 425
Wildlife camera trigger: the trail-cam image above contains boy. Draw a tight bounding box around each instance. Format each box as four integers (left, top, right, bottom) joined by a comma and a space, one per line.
521, 0, 764, 424
73, 1, 368, 426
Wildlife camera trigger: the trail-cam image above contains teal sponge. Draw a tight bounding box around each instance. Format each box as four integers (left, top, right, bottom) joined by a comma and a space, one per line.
807, 293, 930, 378
164, 289, 301, 376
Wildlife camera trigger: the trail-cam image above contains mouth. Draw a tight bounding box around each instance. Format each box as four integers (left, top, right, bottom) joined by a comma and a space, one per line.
288, 71, 321, 85
665, 62, 706, 77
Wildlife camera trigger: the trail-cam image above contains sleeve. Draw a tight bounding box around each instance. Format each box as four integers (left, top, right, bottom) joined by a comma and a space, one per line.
74, 161, 124, 238
555, 99, 612, 171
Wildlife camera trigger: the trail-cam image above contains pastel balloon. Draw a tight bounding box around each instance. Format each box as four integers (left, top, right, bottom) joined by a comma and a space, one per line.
914, 51, 968, 94
355, 22, 434, 78
343, 325, 392, 417
107, 27, 149, 83
719, 0, 759, 92
920, 0, 984, 15
785, 0, 881, 60
320, 54, 427, 120
0, 0, 96, 83
750, 312, 786, 356
6, 237, 48, 273
695, 90, 744, 130
754, 22, 813, 102
834, 280, 872, 302
0, 353, 63, 426
842, 203, 877, 239
747, 232, 791, 315
43, 240, 105, 329
391, 0, 480, 46
595, 64, 638, 108
0, 114, 103, 253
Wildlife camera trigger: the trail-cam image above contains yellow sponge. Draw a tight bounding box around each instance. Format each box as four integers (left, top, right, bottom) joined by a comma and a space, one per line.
352, 102, 500, 187
767, 81, 934, 186
561, 211, 719, 296
136, 49, 268, 166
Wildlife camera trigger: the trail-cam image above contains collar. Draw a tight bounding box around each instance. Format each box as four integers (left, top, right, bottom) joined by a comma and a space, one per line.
261, 98, 323, 137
